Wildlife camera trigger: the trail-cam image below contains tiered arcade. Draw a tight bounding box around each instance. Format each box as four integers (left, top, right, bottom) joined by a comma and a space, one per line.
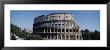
33, 13, 83, 40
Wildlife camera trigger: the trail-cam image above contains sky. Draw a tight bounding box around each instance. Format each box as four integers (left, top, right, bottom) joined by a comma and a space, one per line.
11, 10, 100, 31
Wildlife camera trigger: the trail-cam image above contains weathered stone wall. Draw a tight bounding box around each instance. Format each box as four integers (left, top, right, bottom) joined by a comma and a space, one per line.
33, 13, 83, 40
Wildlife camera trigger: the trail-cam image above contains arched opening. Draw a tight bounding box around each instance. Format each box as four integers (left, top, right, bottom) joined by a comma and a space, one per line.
45, 28, 47, 33
73, 35, 76, 40
62, 35, 65, 39
76, 29, 79, 32
70, 29, 72, 32
58, 35, 61, 39
54, 34, 57, 39
66, 35, 69, 40
51, 34, 53, 39
55, 28, 57, 32
48, 35, 50, 39
77, 35, 79, 39
51, 28, 54, 32
48, 28, 50, 32
58, 29, 61, 32
52, 24, 54, 26
73, 29, 75, 32
62, 29, 65, 32
70, 35, 73, 40
66, 29, 68, 32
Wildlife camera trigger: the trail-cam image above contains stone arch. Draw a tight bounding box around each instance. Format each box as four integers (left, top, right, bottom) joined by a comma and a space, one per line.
51, 34, 54, 39
45, 28, 47, 33
76, 28, 79, 32
47, 35, 50, 39
55, 28, 57, 32
58, 28, 61, 32
54, 34, 57, 39
41, 28, 43, 32
73, 35, 76, 40
62, 28, 65, 32
66, 35, 69, 40
73, 29, 75, 32
70, 29, 72, 32
70, 35, 73, 40
66, 29, 68, 32
51, 28, 54, 32
58, 34, 61, 39
62, 34, 65, 39
48, 28, 50, 32
49, 34, 52, 39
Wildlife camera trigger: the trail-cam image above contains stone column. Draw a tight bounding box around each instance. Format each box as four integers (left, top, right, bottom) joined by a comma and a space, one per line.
78, 35, 79, 40
50, 35, 51, 39
68, 29, 69, 33
78, 35, 80, 40
79, 36, 81, 40
61, 34, 62, 39
54, 28, 55, 33
57, 34, 58, 39
65, 28, 66, 33
69, 35, 70, 40
65, 35, 66, 40
75, 28, 76, 32
72, 28, 73, 33
44, 29, 45, 33
75, 35, 77, 40
81, 36, 83, 40
61, 28, 62, 33
55, 35, 57, 39
47, 35, 48, 39
47, 28, 48, 33
57, 29, 58, 33
50, 28, 51, 33
77, 35, 78, 40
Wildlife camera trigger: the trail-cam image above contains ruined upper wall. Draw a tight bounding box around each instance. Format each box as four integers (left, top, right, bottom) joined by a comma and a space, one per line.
34, 13, 74, 23
47, 13, 74, 21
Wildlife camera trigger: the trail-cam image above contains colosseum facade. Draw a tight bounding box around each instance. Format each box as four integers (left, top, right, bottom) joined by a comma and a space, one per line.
33, 13, 83, 40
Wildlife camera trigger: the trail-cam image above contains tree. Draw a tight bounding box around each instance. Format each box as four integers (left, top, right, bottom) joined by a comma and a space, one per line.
11, 24, 43, 40
94, 30, 100, 40
84, 29, 90, 40
81, 29, 100, 40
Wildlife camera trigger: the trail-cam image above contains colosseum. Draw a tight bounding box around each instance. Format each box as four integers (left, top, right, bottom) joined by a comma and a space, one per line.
33, 13, 83, 40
